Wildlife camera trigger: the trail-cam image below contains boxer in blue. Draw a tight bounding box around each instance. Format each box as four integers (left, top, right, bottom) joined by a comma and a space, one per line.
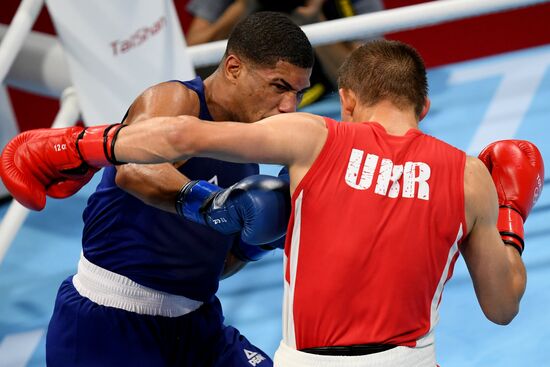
43, 12, 313, 366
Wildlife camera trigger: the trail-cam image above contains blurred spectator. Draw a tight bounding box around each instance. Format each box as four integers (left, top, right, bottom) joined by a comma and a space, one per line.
186, 0, 255, 45
185, 0, 384, 106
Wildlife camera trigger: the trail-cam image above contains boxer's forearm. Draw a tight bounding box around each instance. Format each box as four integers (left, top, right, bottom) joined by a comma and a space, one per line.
114, 114, 280, 166
114, 116, 196, 164
112, 112, 322, 168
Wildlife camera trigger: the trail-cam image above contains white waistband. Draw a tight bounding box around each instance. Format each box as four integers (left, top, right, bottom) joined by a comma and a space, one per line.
72, 254, 203, 317
273, 341, 436, 367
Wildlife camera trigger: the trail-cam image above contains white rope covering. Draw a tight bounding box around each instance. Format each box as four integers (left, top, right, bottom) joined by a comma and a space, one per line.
188, 0, 549, 68
0, 25, 70, 98
0, 88, 80, 265
0, 0, 43, 83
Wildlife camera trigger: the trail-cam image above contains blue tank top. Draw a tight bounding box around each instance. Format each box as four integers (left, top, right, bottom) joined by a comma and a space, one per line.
81, 77, 259, 301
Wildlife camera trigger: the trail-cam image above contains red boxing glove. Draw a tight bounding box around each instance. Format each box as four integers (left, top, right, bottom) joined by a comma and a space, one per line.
478, 140, 544, 254
0, 124, 125, 211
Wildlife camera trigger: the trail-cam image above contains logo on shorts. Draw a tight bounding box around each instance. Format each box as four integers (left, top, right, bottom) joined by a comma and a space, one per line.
244, 349, 266, 366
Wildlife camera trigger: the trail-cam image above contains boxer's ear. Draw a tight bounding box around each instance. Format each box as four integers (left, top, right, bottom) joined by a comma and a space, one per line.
339, 88, 356, 122
419, 97, 430, 122
223, 54, 243, 83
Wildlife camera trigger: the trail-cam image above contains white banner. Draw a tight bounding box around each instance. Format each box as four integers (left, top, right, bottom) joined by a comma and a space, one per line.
45, 0, 195, 124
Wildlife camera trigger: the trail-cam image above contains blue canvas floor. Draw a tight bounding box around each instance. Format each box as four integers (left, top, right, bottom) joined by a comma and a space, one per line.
1, 43, 550, 366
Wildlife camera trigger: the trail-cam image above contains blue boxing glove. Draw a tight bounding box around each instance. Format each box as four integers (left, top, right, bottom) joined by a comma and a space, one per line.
176, 175, 290, 245
231, 168, 289, 261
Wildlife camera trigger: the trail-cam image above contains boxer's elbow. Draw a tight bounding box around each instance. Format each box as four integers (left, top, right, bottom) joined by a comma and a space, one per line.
484, 305, 519, 325
480, 296, 520, 325
484, 256, 526, 325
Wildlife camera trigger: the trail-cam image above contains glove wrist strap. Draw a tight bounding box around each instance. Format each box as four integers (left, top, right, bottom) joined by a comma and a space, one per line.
76, 124, 127, 167
497, 206, 524, 255
175, 180, 220, 224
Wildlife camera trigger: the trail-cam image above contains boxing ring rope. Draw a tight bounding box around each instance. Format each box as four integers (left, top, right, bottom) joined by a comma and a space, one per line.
2, 0, 548, 98
0, 0, 45, 265
0, 0, 548, 264
0, 0, 43, 84
0, 88, 80, 265
0, 24, 70, 98
190, 0, 549, 68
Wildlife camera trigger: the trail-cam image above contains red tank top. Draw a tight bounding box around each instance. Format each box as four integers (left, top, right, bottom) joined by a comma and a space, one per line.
282, 118, 466, 350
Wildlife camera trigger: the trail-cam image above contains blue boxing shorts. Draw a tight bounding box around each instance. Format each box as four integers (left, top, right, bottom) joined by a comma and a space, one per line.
46, 276, 272, 367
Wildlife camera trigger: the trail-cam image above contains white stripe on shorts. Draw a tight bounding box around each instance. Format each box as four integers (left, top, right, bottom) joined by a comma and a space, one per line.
72, 253, 203, 317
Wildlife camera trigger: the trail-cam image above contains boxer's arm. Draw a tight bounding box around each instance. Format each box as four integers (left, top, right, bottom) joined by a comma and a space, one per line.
460, 156, 526, 325
0, 112, 325, 210
114, 82, 198, 213
114, 112, 328, 192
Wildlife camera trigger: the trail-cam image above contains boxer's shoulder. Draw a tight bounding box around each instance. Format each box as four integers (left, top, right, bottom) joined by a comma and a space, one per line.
128, 81, 201, 120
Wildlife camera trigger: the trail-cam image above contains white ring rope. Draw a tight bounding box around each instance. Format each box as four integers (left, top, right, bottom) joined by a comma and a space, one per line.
0, 87, 80, 265
0, 25, 70, 98
0, 0, 44, 84
0, 0, 547, 98
189, 0, 549, 68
